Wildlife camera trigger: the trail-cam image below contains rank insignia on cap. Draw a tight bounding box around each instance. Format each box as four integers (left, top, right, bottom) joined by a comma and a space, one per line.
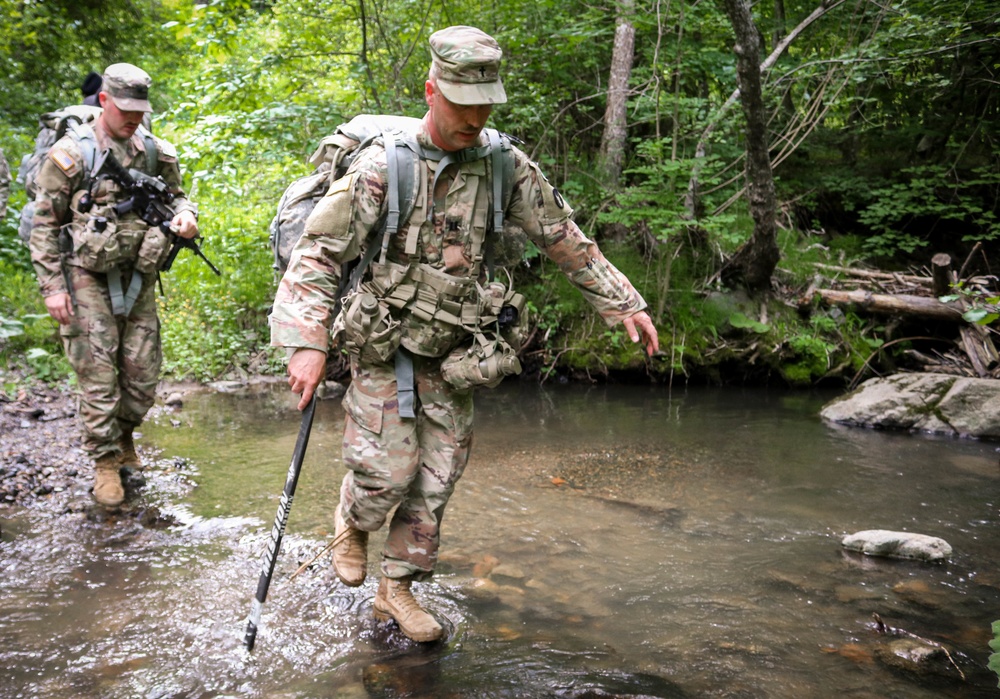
49, 148, 77, 175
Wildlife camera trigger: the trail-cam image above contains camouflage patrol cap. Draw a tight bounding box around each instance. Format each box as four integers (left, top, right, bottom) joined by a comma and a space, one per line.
101, 63, 152, 113
429, 26, 507, 105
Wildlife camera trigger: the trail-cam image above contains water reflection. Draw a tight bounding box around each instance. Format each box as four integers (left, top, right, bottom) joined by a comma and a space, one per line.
1, 382, 998, 698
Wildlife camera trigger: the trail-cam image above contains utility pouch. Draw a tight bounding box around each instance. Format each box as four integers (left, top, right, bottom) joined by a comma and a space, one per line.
480, 281, 530, 351
440, 335, 522, 391
135, 226, 172, 274
340, 291, 401, 364
499, 288, 529, 351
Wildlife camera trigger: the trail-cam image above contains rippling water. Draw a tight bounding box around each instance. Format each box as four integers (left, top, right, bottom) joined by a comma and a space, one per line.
2, 381, 998, 698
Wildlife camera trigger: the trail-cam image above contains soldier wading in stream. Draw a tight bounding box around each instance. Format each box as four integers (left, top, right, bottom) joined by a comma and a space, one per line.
28, 64, 200, 509
270, 26, 659, 642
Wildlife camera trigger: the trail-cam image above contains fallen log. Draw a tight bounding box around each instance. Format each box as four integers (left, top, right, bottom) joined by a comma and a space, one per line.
959, 325, 999, 377
812, 263, 930, 287
809, 289, 965, 321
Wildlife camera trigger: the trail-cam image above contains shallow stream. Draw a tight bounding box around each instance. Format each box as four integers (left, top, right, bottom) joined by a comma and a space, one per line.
2, 382, 999, 698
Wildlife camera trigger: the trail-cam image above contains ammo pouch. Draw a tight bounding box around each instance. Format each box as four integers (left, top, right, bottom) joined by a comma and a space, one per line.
135, 226, 172, 274
69, 196, 147, 273
338, 291, 401, 364
71, 213, 121, 273
369, 261, 479, 358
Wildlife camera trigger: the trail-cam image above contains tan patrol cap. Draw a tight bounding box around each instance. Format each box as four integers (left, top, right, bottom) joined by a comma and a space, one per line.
429, 26, 507, 106
102, 63, 153, 113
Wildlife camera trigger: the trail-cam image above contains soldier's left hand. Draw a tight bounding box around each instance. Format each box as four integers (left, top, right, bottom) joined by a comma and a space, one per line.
171, 210, 199, 239
623, 311, 659, 357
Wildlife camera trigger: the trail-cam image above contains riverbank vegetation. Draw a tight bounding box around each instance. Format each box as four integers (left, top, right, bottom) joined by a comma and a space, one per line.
1, 0, 997, 391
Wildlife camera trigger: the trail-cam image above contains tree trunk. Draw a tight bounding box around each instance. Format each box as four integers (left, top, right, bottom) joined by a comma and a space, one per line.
720, 0, 780, 291
597, 0, 636, 191
685, 0, 845, 220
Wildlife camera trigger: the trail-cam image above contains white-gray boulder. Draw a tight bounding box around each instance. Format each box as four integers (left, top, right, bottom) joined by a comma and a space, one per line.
820, 373, 1000, 440
841, 529, 952, 562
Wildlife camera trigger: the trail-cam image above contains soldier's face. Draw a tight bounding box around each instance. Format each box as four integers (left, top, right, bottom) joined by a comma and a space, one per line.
98, 93, 145, 140
425, 80, 492, 152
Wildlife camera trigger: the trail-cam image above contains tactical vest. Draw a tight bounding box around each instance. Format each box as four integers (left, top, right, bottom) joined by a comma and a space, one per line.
64, 122, 161, 316
329, 123, 528, 401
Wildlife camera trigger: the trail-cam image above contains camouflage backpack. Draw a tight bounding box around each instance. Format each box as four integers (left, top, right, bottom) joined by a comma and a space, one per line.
268, 113, 518, 280
17, 105, 156, 242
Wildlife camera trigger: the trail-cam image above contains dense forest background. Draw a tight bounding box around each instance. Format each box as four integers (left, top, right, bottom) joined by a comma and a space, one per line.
0, 0, 998, 388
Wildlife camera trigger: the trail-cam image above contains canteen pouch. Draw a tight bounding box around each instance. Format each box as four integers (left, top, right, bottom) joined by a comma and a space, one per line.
340, 291, 401, 364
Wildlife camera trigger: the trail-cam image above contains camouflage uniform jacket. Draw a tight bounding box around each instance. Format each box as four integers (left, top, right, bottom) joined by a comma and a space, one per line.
270, 120, 647, 354
28, 120, 197, 297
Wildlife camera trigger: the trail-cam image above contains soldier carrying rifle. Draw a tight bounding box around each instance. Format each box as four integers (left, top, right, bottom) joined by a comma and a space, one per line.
28, 63, 201, 509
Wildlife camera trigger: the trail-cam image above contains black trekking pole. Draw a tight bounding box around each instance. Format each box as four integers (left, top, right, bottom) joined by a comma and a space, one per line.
243, 392, 318, 652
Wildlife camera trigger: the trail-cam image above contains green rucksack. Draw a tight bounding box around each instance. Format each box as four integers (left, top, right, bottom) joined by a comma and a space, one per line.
268, 113, 518, 280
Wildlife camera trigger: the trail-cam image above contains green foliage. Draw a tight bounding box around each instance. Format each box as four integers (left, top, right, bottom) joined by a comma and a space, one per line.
23, 347, 71, 383
990, 620, 1000, 688
0, 0, 164, 124
855, 165, 1000, 258
940, 284, 1000, 326
0, 0, 997, 388
0, 258, 61, 360
156, 170, 280, 381
729, 312, 769, 334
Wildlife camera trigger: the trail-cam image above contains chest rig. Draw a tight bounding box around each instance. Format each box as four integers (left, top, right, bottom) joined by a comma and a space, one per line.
337, 125, 526, 415
66, 123, 159, 316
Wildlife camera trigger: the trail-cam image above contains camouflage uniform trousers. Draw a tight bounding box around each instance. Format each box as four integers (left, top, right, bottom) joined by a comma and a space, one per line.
339, 350, 474, 581
59, 265, 161, 459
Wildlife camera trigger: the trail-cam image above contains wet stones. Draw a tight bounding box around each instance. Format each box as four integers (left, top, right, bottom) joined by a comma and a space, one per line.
841, 530, 952, 562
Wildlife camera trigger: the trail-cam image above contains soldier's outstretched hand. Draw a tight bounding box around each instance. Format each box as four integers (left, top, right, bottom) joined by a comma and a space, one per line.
623, 311, 659, 357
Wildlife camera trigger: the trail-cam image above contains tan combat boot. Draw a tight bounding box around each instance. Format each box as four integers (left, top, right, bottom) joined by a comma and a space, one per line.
373, 576, 444, 642
332, 502, 368, 586
93, 455, 125, 508
117, 429, 142, 471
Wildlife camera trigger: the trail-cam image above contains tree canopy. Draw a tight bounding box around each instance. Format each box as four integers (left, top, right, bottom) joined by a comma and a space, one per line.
1, 0, 998, 387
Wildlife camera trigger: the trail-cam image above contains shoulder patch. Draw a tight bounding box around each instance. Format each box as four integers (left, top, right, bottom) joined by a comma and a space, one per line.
326, 172, 357, 196
156, 138, 177, 159
48, 148, 78, 175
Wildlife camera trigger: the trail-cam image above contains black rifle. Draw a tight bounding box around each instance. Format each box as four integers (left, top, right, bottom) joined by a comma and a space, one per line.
89, 149, 221, 276
57, 228, 77, 309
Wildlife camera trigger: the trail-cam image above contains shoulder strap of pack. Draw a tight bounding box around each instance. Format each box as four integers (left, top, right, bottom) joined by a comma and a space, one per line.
344, 128, 421, 292
67, 122, 98, 189
484, 127, 516, 281
139, 127, 158, 174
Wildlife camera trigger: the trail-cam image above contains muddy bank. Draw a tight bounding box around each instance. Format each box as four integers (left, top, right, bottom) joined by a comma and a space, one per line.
0, 381, 91, 510
0, 378, 204, 515
0, 374, 294, 516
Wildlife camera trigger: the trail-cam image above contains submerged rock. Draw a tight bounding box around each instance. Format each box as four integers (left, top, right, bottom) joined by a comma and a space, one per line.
841, 530, 952, 562
873, 638, 952, 677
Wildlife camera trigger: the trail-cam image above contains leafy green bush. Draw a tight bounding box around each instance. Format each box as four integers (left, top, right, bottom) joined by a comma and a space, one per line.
990, 620, 1000, 688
